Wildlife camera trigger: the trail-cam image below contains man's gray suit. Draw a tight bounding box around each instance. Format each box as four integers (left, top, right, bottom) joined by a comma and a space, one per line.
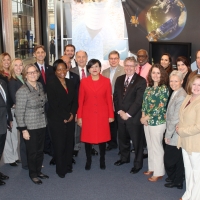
102, 65, 125, 148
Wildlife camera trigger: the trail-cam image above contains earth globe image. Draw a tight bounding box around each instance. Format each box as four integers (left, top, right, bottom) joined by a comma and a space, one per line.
146, 0, 187, 41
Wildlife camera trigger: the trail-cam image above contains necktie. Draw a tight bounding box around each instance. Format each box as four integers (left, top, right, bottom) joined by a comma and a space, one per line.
81, 69, 86, 79
41, 66, 46, 84
138, 66, 142, 75
123, 77, 129, 97
0, 85, 6, 102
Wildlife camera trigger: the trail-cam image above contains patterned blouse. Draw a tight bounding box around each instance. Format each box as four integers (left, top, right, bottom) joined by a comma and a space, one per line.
142, 85, 169, 126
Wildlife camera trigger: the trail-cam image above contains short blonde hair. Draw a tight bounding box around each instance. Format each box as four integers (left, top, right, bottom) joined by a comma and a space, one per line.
186, 74, 200, 95
22, 63, 40, 81
169, 70, 184, 81
9, 58, 24, 80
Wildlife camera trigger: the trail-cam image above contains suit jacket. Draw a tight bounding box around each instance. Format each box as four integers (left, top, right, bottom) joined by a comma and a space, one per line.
113, 73, 146, 125
15, 81, 47, 131
177, 94, 200, 154
34, 62, 55, 93
8, 77, 23, 104
102, 65, 125, 94
0, 79, 13, 135
70, 66, 90, 79
46, 77, 78, 122
77, 75, 114, 144
165, 87, 187, 146
68, 71, 80, 95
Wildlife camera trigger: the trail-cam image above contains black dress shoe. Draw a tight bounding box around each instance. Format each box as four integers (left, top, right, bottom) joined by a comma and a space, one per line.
91, 148, 98, 156
143, 153, 148, 159
72, 158, 76, 164
0, 172, 9, 180
85, 161, 91, 170
130, 167, 142, 174
9, 162, 18, 166
31, 177, 42, 185
130, 148, 135, 153
15, 160, 21, 163
73, 150, 79, 157
58, 174, 65, 178
165, 177, 173, 182
114, 160, 130, 166
49, 158, 56, 165
37, 173, 49, 179
0, 180, 6, 186
106, 146, 117, 151
66, 169, 73, 173
164, 182, 183, 189
100, 162, 106, 170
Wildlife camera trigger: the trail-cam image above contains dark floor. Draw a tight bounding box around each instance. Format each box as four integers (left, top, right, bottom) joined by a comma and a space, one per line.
0, 144, 184, 200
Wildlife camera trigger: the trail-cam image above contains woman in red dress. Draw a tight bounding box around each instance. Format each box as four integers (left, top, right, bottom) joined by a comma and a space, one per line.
77, 59, 114, 170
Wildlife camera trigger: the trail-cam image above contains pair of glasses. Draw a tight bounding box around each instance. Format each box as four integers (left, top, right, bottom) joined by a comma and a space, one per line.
27, 71, 38, 75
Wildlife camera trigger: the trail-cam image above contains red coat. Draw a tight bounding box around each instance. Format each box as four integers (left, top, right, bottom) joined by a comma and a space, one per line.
77, 75, 114, 144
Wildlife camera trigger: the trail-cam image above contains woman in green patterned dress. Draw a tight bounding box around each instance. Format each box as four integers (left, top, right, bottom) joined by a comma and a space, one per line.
140, 63, 169, 182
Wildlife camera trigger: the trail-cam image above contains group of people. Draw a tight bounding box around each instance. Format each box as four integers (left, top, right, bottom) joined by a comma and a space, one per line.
0, 44, 200, 200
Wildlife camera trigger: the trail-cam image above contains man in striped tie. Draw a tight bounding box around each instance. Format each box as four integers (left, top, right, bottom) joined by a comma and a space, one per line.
113, 56, 146, 174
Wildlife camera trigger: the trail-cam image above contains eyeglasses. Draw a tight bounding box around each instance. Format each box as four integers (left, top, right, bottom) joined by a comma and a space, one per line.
27, 70, 38, 75
109, 58, 119, 61
137, 55, 147, 58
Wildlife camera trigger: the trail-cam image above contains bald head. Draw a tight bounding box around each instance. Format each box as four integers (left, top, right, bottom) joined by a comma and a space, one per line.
61, 55, 71, 71
75, 50, 88, 68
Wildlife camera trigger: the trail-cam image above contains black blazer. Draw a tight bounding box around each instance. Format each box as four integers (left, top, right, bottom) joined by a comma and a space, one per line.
0, 79, 12, 135
113, 73, 146, 125
8, 77, 23, 105
68, 71, 80, 95
34, 62, 55, 93
46, 77, 78, 122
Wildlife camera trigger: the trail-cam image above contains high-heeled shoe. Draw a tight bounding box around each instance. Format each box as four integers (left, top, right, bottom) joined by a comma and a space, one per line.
49, 158, 56, 165
148, 176, 163, 182
85, 160, 91, 170
143, 171, 153, 175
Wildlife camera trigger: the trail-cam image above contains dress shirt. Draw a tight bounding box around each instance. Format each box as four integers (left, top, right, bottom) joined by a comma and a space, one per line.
136, 62, 152, 81
71, 59, 76, 68
109, 67, 117, 83
78, 66, 87, 79
65, 71, 70, 79
37, 62, 46, 72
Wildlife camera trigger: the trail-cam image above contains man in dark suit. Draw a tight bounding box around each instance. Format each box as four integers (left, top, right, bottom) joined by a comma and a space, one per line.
113, 56, 146, 174
70, 50, 98, 156
34, 45, 55, 157
0, 79, 12, 185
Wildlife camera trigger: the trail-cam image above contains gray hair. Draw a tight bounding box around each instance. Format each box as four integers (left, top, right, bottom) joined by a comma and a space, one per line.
169, 70, 184, 81
124, 56, 138, 67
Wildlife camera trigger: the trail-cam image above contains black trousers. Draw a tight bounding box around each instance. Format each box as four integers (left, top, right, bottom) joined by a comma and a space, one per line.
0, 133, 7, 158
107, 112, 118, 148
24, 128, 46, 178
49, 120, 74, 176
118, 122, 143, 169
164, 144, 184, 184
20, 131, 28, 169
85, 142, 106, 162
